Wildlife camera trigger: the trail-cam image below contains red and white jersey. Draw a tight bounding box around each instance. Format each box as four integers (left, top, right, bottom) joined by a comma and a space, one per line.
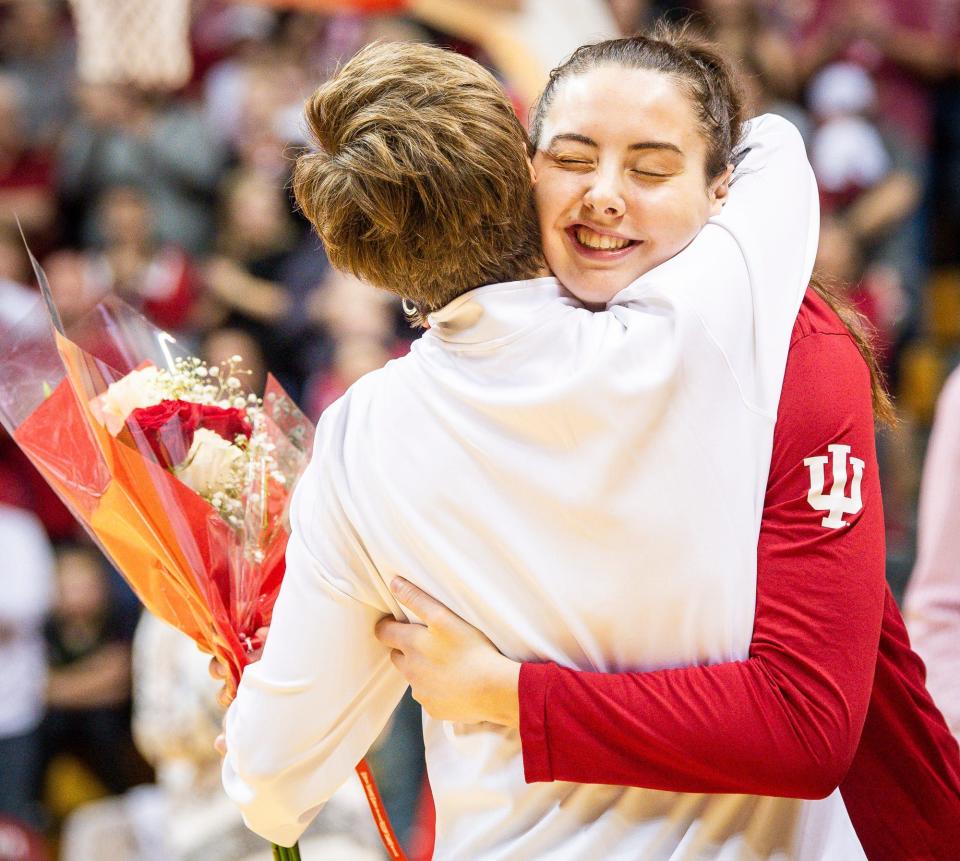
519, 290, 960, 859
221, 116, 834, 858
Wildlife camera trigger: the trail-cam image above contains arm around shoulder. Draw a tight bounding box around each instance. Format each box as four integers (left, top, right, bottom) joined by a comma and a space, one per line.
518, 326, 885, 798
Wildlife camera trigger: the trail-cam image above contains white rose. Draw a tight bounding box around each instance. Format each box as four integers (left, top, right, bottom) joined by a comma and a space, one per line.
174, 428, 245, 497
93, 366, 166, 435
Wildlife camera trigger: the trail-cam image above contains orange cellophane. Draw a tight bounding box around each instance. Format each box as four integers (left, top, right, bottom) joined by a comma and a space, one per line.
2, 297, 309, 692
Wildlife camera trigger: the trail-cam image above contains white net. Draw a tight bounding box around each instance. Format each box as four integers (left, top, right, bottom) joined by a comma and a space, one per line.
67, 0, 193, 92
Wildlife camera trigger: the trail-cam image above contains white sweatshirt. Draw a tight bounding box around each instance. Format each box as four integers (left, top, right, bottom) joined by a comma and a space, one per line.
223, 115, 862, 859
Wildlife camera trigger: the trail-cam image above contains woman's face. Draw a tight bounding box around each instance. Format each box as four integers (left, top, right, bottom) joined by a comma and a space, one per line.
532, 66, 731, 308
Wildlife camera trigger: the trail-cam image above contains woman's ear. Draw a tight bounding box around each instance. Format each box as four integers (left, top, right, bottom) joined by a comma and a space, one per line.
708, 163, 734, 216
527, 155, 538, 186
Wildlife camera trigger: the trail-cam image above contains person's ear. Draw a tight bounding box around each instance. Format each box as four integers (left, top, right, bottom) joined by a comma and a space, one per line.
708, 163, 734, 216
527, 155, 538, 186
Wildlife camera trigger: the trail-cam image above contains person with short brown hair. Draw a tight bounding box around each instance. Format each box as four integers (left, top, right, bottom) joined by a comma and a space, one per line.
292, 42, 544, 322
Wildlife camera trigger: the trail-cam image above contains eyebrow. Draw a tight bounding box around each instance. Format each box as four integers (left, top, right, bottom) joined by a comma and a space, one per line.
547, 133, 683, 155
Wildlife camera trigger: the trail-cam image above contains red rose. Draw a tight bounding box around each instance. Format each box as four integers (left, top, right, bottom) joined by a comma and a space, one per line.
198, 405, 253, 442
127, 400, 252, 469
127, 400, 203, 468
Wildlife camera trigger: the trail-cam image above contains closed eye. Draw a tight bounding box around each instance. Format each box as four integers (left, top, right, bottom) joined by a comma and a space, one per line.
550, 155, 593, 168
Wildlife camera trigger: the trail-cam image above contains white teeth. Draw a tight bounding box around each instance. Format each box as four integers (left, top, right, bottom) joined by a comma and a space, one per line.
575, 226, 632, 250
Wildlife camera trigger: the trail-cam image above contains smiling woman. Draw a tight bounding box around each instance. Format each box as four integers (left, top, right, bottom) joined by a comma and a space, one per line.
529, 30, 741, 308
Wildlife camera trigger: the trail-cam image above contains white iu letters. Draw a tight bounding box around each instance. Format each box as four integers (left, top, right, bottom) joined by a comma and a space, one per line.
803, 444, 865, 529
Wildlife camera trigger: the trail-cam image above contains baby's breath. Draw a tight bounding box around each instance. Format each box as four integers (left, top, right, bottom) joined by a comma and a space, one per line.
143, 357, 289, 541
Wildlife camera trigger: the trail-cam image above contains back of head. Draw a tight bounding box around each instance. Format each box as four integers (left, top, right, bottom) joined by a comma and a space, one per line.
293, 42, 544, 315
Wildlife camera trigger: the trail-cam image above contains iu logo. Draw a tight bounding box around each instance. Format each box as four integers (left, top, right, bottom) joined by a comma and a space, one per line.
803, 444, 865, 529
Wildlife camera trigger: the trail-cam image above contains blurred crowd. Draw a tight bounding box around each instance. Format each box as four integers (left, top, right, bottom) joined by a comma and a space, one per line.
1, 0, 959, 858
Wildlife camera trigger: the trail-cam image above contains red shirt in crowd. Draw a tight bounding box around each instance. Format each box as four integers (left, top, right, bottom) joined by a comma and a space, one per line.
796, 0, 958, 150
518, 289, 960, 859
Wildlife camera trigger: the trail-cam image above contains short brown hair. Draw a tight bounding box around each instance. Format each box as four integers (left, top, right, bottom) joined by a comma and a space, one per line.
293, 42, 544, 316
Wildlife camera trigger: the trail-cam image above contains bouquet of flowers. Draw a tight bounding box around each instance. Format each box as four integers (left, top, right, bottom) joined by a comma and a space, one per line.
0, 252, 406, 861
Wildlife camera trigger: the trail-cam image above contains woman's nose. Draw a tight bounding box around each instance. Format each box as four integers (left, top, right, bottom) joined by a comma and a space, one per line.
583, 172, 626, 218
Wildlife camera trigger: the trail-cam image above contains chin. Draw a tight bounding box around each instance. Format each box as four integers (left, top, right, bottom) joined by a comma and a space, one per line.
565, 286, 618, 309
567, 275, 633, 308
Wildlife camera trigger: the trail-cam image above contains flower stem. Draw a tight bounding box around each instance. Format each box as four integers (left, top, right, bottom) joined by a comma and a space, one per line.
271, 842, 301, 860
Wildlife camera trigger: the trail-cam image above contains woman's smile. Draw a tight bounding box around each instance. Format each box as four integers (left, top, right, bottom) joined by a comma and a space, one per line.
566, 224, 642, 261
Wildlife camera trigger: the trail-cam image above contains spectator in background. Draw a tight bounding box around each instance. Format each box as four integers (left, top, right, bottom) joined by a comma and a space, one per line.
0, 0, 74, 149
303, 272, 409, 421
682, 3, 810, 139
808, 62, 918, 234
807, 61, 917, 364
38, 543, 152, 800
789, 0, 956, 153
699, 0, 798, 99
197, 2, 279, 144
220, 54, 307, 182
772, 0, 953, 333
201, 8, 298, 182
0, 74, 56, 249
0, 504, 54, 832
0, 224, 36, 333
204, 168, 327, 396
905, 365, 960, 742
83, 184, 200, 335
58, 84, 226, 254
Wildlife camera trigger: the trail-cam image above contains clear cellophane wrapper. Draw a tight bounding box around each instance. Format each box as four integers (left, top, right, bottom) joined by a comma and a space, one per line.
0, 290, 313, 695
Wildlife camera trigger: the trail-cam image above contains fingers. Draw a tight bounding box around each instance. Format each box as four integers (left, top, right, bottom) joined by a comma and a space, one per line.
390, 577, 457, 628
209, 658, 234, 708
374, 616, 423, 652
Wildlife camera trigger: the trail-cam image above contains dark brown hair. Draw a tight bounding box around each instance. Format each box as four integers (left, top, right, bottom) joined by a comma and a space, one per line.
292, 42, 544, 318
531, 22, 894, 424
809, 274, 896, 425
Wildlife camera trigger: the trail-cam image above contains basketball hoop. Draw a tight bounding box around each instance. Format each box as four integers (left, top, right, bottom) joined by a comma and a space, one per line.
67, 0, 193, 92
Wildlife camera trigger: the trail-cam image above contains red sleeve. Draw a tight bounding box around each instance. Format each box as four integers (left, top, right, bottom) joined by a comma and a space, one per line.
840, 588, 960, 859
519, 330, 886, 799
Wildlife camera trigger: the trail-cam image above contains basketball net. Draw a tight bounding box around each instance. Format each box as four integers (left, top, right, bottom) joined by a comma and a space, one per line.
67, 0, 193, 91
